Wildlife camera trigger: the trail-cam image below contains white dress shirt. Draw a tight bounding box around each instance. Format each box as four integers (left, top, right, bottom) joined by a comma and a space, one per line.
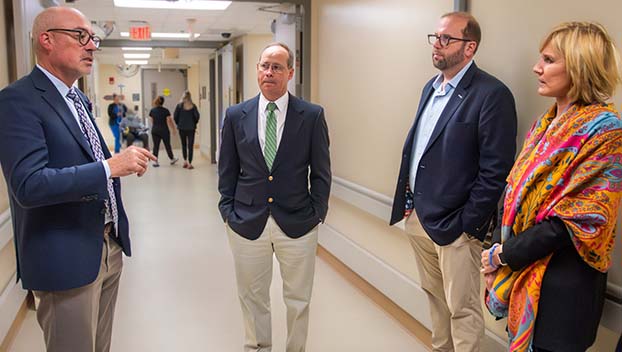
258, 92, 289, 155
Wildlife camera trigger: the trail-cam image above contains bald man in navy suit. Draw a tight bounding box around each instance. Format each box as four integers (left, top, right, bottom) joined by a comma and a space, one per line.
0, 7, 155, 352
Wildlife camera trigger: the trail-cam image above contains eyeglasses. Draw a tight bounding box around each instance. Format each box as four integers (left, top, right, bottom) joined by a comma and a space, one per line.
258, 62, 288, 74
427, 34, 472, 47
47, 28, 101, 48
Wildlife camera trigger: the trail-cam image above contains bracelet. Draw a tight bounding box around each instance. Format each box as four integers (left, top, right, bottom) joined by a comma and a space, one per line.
488, 243, 500, 270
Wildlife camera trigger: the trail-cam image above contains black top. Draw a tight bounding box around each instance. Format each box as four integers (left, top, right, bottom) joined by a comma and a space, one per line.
498, 218, 607, 351
149, 106, 171, 134
174, 103, 200, 131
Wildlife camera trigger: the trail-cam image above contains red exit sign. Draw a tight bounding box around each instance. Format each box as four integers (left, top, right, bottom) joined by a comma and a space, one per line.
130, 25, 151, 41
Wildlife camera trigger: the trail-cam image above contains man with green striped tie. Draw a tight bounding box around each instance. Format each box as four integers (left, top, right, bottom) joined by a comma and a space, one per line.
218, 42, 331, 352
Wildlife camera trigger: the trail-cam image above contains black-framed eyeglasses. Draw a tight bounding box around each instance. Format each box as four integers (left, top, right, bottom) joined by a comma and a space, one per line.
427, 33, 472, 47
47, 28, 101, 48
258, 62, 287, 74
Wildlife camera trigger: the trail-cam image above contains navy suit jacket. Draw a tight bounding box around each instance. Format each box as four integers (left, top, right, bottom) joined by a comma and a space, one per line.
0, 67, 131, 291
390, 63, 517, 245
218, 94, 331, 239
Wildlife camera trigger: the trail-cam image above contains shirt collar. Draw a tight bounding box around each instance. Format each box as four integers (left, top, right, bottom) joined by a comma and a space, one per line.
432, 59, 474, 92
259, 91, 289, 113
36, 64, 75, 98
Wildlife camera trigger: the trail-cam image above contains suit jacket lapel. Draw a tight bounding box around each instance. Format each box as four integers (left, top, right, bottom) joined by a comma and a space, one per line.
32, 68, 95, 160
423, 63, 477, 154
271, 94, 304, 171
241, 95, 268, 171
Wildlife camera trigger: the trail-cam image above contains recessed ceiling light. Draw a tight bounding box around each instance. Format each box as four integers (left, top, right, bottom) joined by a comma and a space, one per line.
114, 0, 231, 10
125, 60, 148, 65
120, 32, 201, 39
122, 47, 153, 51
123, 53, 151, 59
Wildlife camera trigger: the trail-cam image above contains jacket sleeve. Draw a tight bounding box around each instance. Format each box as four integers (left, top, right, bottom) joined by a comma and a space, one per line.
193, 105, 200, 125
502, 218, 572, 271
217, 109, 239, 222
461, 84, 517, 237
0, 93, 108, 209
309, 108, 331, 222
173, 104, 180, 126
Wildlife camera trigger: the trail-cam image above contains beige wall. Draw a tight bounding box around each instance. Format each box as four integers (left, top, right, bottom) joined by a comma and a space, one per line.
312, 0, 452, 197
0, 243, 16, 294
95, 64, 143, 147
243, 34, 273, 100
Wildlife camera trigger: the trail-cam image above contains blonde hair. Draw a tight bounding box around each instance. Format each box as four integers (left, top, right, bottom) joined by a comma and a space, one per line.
541, 21, 621, 105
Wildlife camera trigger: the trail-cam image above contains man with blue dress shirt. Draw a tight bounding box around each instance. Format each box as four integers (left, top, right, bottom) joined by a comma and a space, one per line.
390, 12, 517, 351
0, 7, 155, 352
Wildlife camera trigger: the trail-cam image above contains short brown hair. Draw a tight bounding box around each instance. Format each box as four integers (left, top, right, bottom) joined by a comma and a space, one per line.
441, 12, 481, 53
541, 21, 621, 105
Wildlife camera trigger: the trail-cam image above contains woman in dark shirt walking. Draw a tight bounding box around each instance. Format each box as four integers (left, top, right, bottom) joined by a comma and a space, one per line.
174, 91, 200, 169
149, 96, 178, 167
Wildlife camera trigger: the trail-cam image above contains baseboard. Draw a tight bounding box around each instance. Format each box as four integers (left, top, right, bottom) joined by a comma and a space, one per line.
330, 176, 622, 334
317, 244, 433, 349
0, 294, 27, 352
0, 210, 12, 250
0, 276, 28, 350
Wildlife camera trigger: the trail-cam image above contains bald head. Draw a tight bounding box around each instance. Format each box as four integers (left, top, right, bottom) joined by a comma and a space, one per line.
33, 7, 86, 53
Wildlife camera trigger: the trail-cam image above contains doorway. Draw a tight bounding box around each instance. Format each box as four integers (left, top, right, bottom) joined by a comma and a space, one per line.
142, 69, 188, 149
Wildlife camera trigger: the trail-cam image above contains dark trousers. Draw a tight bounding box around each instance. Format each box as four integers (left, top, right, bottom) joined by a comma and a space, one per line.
179, 129, 195, 163
151, 131, 174, 159
126, 132, 149, 149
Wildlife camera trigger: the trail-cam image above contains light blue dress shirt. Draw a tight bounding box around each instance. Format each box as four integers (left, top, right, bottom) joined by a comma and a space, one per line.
409, 60, 474, 191
36, 65, 111, 180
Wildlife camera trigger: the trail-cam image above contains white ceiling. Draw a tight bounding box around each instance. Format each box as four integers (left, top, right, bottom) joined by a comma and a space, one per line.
64, 0, 283, 65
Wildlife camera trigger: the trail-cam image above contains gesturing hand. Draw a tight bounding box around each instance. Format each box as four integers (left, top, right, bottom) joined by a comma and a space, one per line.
108, 146, 157, 177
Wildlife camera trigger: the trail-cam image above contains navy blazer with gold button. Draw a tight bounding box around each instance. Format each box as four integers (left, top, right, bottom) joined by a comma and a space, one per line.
390, 63, 517, 245
0, 67, 130, 291
218, 94, 331, 240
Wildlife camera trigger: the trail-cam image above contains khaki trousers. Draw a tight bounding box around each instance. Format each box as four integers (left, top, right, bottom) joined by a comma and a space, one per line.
405, 213, 484, 352
227, 216, 318, 352
34, 226, 123, 352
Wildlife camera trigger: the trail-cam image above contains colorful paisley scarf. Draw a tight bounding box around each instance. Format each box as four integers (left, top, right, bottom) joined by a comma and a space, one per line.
486, 103, 622, 351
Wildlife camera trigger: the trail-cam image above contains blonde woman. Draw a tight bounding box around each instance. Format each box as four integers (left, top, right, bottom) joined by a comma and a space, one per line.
174, 91, 200, 169
482, 22, 622, 352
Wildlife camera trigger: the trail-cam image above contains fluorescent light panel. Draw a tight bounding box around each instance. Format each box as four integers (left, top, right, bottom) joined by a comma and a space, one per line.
114, 0, 231, 10
123, 53, 151, 59
122, 47, 152, 51
125, 60, 148, 65
120, 32, 201, 39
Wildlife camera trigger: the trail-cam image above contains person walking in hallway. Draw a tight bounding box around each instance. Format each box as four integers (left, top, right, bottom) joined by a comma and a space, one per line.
218, 42, 331, 352
481, 21, 622, 352
0, 7, 156, 352
390, 12, 517, 352
149, 95, 178, 167
174, 90, 199, 169
107, 93, 126, 154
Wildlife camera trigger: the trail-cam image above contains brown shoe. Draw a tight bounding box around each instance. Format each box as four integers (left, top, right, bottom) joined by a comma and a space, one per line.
187, 164, 194, 170
183, 161, 189, 168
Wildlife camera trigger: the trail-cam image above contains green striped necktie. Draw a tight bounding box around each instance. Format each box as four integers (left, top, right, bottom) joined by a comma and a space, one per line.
264, 102, 277, 170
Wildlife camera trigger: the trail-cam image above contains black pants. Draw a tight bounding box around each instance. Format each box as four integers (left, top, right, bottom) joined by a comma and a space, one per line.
126, 131, 149, 149
179, 129, 195, 163
151, 131, 174, 159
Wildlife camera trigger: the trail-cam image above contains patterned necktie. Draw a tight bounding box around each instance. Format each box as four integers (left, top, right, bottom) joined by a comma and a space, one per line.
264, 102, 277, 170
66, 88, 118, 229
